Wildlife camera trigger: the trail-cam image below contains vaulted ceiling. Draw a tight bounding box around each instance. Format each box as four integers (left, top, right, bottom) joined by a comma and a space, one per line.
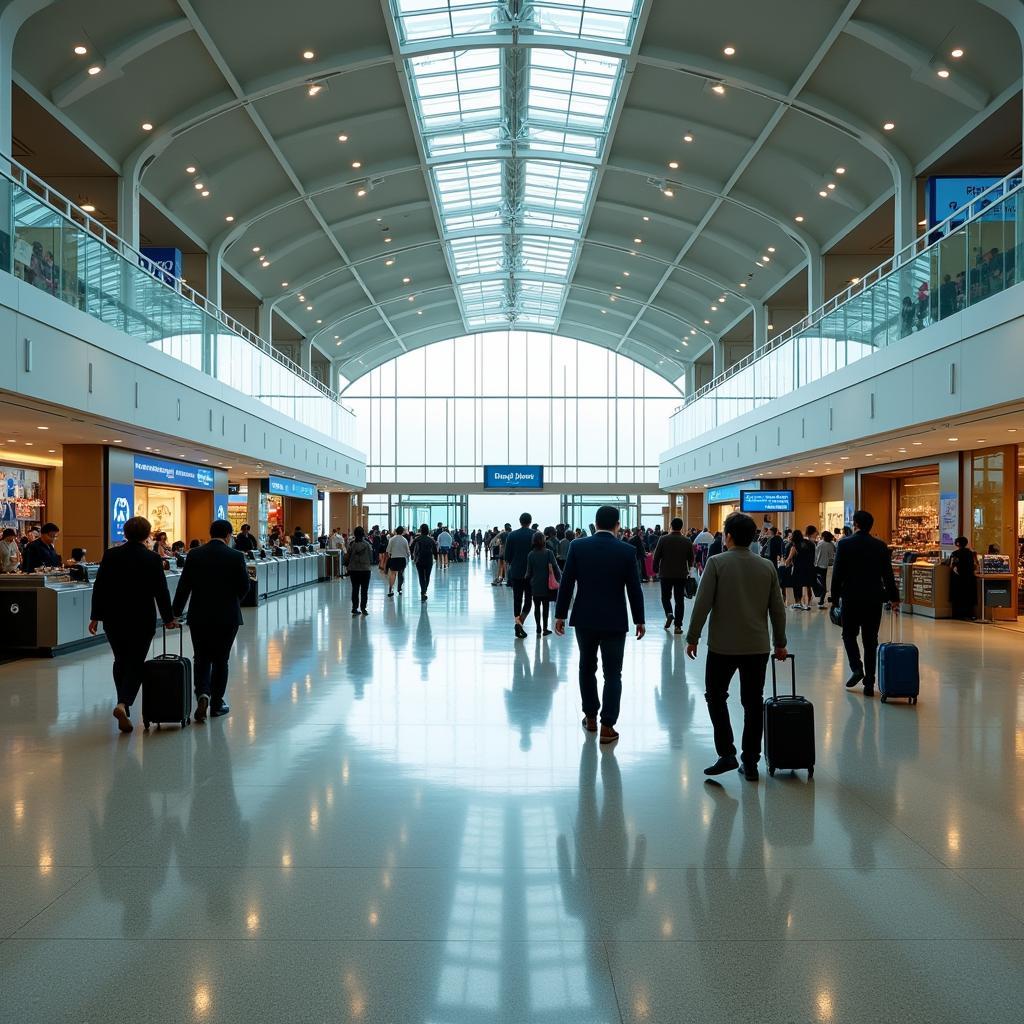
9, 0, 1022, 385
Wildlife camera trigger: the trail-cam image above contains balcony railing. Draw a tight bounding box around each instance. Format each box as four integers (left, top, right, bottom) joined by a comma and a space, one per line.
669, 167, 1024, 447
0, 157, 356, 448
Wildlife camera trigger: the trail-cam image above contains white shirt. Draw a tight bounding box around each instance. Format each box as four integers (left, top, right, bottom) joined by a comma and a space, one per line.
328, 532, 346, 551
695, 530, 715, 546
437, 531, 453, 548
386, 535, 411, 559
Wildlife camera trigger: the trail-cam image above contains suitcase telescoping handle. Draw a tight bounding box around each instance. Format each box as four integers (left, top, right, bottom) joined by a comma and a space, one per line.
156, 621, 184, 658
770, 653, 796, 699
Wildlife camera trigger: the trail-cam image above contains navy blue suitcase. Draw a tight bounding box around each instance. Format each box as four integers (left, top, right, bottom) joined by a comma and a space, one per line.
763, 655, 815, 778
877, 616, 919, 704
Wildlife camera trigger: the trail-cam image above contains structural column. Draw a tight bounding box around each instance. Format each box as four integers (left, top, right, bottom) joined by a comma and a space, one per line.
711, 338, 725, 378
806, 252, 825, 315
258, 301, 273, 344
299, 338, 313, 375
752, 302, 769, 352
683, 362, 696, 396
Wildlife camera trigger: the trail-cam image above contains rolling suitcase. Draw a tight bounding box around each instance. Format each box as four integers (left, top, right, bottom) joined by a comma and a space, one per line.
142, 626, 192, 729
763, 655, 814, 778
877, 615, 919, 704
644, 553, 655, 579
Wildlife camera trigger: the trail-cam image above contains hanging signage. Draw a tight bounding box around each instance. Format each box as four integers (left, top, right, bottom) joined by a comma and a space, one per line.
740, 489, 793, 513
140, 247, 182, 287
265, 475, 317, 501
109, 483, 134, 544
483, 465, 544, 490
926, 176, 1018, 230
133, 454, 214, 490
706, 480, 760, 504
214, 493, 229, 522
940, 492, 958, 547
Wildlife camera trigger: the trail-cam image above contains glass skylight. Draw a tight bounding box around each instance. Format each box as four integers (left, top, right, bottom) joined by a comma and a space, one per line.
527, 49, 621, 133
449, 235, 507, 277
433, 160, 504, 231
521, 160, 594, 231
520, 235, 576, 277
408, 49, 502, 132
460, 279, 508, 323
529, 0, 642, 45
519, 280, 566, 322
392, 0, 501, 44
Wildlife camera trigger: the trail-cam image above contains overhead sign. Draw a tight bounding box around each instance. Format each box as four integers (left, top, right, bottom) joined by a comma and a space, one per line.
109, 483, 134, 544
484, 465, 544, 490
133, 454, 214, 491
214, 493, 229, 522
740, 489, 793, 513
140, 247, 182, 287
926, 176, 1018, 229
266, 475, 317, 501
706, 480, 759, 504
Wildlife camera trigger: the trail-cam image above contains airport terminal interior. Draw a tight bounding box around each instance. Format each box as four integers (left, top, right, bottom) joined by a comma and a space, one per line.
2, 0, 1024, 1020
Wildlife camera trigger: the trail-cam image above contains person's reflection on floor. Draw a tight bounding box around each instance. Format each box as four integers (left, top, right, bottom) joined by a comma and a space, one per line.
177, 723, 250, 923
413, 606, 436, 681
504, 640, 556, 750
89, 744, 179, 936
346, 615, 374, 700
655, 636, 694, 749
835, 696, 889, 871
382, 596, 411, 654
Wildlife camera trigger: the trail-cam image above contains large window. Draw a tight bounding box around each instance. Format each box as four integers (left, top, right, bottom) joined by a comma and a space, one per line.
343, 332, 680, 485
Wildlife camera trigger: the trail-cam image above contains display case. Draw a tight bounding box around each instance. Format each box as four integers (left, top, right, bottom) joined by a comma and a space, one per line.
904, 559, 951, 618
976, 553, 1015, 621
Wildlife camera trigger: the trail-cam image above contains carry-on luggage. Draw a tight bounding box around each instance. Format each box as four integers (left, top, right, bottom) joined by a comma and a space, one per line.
644, 553, 654, 579
877, 615, 920, 704
142, 626, 192, 729
763, 655, 814, 778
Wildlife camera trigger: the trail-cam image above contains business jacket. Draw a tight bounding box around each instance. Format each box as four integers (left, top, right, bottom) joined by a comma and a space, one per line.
172, 539, 250, 628
554, 532, 645, 632
652, 532, 694, 579
22, 538, 62, 573
830, 530, 899, 606
90, 542, 174, 628
503, 526, 535, 581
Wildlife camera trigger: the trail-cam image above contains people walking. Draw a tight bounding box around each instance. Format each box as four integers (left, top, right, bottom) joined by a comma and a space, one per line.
652, 517, 694, 634
557, 529, 573, 571
554, 504, 645, 744
829, 509, 900, 696
813, 530, 836, 607
436, 527, 453, 569
345, 526, 373, 615
685, 512, 788, 781
527, 531, 560, 635
88, 516, 179, 733
783, 528, 816, 609
491, 523, 509, 586
386, 526, 411, 596
412, 524, 438, 602
171, 519, 250, 723
503, 513, 536, 639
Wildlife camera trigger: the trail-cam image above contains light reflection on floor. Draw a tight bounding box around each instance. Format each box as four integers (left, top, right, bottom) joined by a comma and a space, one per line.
1, 559, 1024, 1023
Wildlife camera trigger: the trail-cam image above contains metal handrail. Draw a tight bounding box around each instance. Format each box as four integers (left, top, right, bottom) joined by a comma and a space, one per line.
2, 155, 355, 419
679, 165, 1024, 411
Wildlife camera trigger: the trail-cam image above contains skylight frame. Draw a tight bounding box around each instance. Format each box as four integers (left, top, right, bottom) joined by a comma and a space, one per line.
408, 48, 503, 134
392, 0, 503, 44
527, 0, 643, 45
433, 160, 505, 232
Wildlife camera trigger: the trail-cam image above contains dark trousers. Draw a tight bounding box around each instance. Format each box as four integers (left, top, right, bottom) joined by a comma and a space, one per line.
841, 601, 883, 679
704, 651, 770, 762
575, 628, 627, 725
511, 578, 532, 619
532, 596, 551, 630
416, 560, 433, 596
812, 568, 828, 601
105, 624, 155, 709
659, 578, 686, 626
189, 624, 239, 707
349, 570, 370, 610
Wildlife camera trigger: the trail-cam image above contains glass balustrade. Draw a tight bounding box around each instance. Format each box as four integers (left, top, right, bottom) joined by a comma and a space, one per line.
0, 165, 357, 449
669, 169, 1024, 448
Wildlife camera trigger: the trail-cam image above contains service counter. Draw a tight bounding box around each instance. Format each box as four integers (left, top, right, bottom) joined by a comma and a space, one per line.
243, 550, 329, 605
903, 561, 951, 619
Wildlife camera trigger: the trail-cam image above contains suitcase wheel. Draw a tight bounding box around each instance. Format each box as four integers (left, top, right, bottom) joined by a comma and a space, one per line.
880, 696, 887, 703
910, 697, 918, 705
143, 721, 150, 730
768, 766, 776, 777
180, 719, 188, 728
807, 767, 814, 778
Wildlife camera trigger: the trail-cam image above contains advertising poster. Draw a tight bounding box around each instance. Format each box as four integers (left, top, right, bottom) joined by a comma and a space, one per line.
940, 492, 958, 546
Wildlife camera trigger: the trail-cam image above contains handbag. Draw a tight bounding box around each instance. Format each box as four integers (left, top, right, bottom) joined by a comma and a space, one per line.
547, 563, 559, 596
829, 600, 843, 627
684, 571, 698, 599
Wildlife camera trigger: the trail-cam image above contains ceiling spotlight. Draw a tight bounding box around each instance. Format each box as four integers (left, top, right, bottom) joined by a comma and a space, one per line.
338, 133, 349, 142
316, 319, 322, 324
703, 319, 710, 325
80, 201, 96, 213
947, 436, 958, 441
827, 182, 836, 190
913, 441, 924, 445
383, 236, 392, 243
302, 49, 316, 60
711, 305, 718, 311
767, 323, 774, 330
690, 329, 696, 335
668, 161, 679, 169
186, 165, 197, 174
281, 281, 289, 287
642, 215, 650, 221
261, 260, 270, 268
835, 166, 846, 174
683, 133, 694, 143
298, 294, 305, 301
615, 285, 621, 290
194, 181, 204, 190
356, 188, 367, 197
201, 190, 210, 197
883, 121, 895, 131
819, 190, 829, 198
623, 271, 630, 277
951, 47, 964, 58
408, 295, 415, 302
225, 215, 234, 222
307, 81, 324, 97
794, 214, 804, 222
384, 258, 395, 266
402, 276, 411, 284
723, 45, 735, 56
306, 304, 313, 311
252, 246, 261, 253
712, 83, 726, 95
352, 161, 362, 169
336, 340, 342, 346
141, 122, 153, 131
73, 44, 88, 55
850, 276, 860, 284
87, 64, 102, 76
739, 281, 747, 287
937, 68, 950, 78
633, 237, 642, 244
719, 295, 726, 302
663, 188, 674, 197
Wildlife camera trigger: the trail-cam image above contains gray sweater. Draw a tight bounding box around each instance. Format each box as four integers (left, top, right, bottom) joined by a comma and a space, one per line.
685, 546, 788, 655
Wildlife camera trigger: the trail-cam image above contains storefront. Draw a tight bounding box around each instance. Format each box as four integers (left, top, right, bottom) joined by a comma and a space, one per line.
263, 475, 318, 541
0, 465, 47, 534
704, 479, 760, 531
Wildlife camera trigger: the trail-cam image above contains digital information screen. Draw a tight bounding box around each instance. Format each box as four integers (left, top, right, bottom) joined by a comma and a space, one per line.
740, 489, 793, 513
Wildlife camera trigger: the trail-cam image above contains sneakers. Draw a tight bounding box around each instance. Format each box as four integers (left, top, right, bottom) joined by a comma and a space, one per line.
515, 624, 528, 639
704, 755, 739, 776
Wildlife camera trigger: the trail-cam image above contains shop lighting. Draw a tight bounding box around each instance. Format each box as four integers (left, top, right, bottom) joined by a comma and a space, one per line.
73, 44, 88, 55
951, 48, 964, 58
723, 46, 735, 56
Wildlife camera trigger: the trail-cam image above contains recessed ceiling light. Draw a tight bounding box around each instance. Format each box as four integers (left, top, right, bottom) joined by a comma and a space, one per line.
338, 133, 349, 142
977, 438, 987, 442
186, 165, 197, 174
417, 310, 423, 315
302, 49, 315, 60
663, 188, 674, 197
316, 319, 322, 324
384, 259, 394, 266
298, 294, 305, 301
948, 437, 958, 441
850, 276, 860, 284
719, 295, 726, 302
633, 237, 642, 243
408, 295, 415, 302
883, 121, 895, 131
402, 276, 411, 284
723, 45, 735, 56
668, 161, 678, 169
840, 455, 849, 460
912, 441, 923, 445
47, 449, 56, 454
898, 448, 907, 453
835, 166, 846, 175
937, 68, 950, 78
827, 182, 836, 190
767, 323, 774, 330
336, 340, 342, 346
225, 215, 234, 222
352, 161, 362, 169
306, 304, 313, 311
951, 47, 964, 58
113, 440, 122, 443
281, 281, 289, 287
767, 246, 775, 253
711, 84, 725, 95
24, 442, 32, 447
865, 453, 873, 457
601, 309, 607, 314
623, 271, 630, 277
37, 426, 48, 430
252, 246, 261, 253
81, 202, 96, 213
201, 190, 210, 197
384, 236, 392, 243
261, 260, 270, 267
73, 44, 88, 55
819, 190, 829, 198
683, 133, 694, 143
794, 215, 804, 222
357, 188, 367, 197
690, 329, 696, 335
739, 282, 747, 287
1008, 428, 1018, 433
762, 255, 770, 262
307, 82, 323, 97
87, 64, 102, 76
194, 181, 204, 190
642, 215, 650, 221
141, 122, 153, 131
704, 319, 710, 324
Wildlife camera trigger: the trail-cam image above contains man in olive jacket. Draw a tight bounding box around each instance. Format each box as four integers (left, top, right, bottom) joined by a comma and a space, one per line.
686, 512, 788, 781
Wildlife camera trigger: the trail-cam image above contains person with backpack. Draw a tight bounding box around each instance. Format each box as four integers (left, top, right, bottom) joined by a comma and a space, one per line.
345, 526, 374, 615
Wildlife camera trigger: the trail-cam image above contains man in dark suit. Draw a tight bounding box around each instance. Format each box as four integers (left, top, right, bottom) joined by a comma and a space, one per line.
830, 508, 900, 696
89, 516, 178, 733
172, 519, 250, 722
555, 504, 645, 743
503, 512, 537, 639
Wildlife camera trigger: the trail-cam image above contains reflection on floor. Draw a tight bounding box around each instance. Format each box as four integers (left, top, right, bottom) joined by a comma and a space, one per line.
2, 559, 1024, 1023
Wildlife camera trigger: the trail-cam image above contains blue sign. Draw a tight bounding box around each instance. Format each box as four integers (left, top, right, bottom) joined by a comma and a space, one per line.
927, 176, 1018, 230
140, 247, 182, 286
214, 493, 229, 522
267, 475, 317, 501
740, 489, 793, 513
706, 480, 759, 504
133, 454, 214, 491
484, 465, 544, 490
109, 483, 135, 544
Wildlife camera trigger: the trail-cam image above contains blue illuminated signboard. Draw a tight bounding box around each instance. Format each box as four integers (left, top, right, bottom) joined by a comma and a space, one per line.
266, 475, 317, 501
133, 454, 214, 490
740, 489, 793, 514
140, 246, 182, 286
109, 483, 134, 544
926, 176, 1018, 229
214, 493, 229, 522
484, 465, 544, 490
706, 480, 759, 504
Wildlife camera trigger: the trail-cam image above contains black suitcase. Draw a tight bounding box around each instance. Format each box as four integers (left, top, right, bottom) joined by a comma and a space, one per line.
763, 655, 814, 778
142, 626, 192, 730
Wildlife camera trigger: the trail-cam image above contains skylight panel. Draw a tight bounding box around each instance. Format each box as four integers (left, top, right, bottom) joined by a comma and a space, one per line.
409, 49, 502, 132
450, 235, 506, 277
527, 50, 621, 133
393, 0, 502, 43
519, 280, 566, 318
426, 125, 505, 158
529, 0, 642, 45
459, 279, 507, 320
520, 160, 594, 231
434, 160, 504, 229
525, 126, 601, 158
520, 236, 576, 277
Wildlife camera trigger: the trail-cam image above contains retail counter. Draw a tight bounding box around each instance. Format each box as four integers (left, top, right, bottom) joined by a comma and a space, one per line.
243, 550, 331, 605
904, 561, 951, 619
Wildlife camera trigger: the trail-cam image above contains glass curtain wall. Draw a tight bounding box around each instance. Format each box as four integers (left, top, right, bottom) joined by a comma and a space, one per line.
344, 332, 680, 485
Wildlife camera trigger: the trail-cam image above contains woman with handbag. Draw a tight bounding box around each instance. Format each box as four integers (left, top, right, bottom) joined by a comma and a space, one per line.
527, 531, 561, 636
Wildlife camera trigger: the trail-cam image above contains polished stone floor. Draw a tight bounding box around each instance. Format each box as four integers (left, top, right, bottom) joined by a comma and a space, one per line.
2, 559, 1024, 1023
